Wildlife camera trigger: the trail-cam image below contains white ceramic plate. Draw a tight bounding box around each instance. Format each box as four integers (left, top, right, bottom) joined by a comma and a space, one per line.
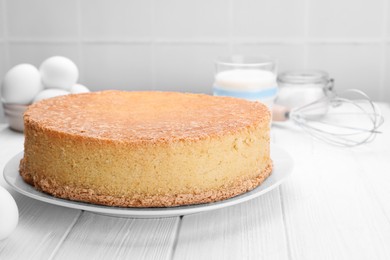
3, 145, 293, 218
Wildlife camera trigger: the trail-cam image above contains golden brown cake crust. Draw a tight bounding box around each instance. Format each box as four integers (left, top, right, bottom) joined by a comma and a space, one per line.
20, 158, 272, 207
23, 90, 270, 144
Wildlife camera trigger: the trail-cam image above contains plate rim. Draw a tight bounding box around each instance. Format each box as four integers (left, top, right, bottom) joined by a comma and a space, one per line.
3, 145, 293, 218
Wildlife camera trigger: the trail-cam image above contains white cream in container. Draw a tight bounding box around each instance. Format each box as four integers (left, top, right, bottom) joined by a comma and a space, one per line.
213, 56, 278, 109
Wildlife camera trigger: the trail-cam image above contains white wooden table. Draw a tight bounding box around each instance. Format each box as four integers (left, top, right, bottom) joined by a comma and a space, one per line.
0, 103, 389, 260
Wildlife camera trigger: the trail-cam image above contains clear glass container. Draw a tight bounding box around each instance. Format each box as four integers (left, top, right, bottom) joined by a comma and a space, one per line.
213, 55, 278, 109
276, 70, 334, 109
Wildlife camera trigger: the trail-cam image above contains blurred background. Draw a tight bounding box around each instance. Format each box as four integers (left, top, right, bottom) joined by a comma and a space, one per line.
0, 0, 389, 121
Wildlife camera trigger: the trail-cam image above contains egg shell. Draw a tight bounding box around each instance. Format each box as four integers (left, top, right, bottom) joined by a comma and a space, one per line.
1, 64, 43, 104
0, 186, 19, 240
33, 89, 70, 103
40, 56, 79, 91
70, 84, 90, 94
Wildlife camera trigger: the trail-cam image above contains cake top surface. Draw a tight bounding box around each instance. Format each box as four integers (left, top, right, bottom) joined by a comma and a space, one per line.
24, 91, 269, 143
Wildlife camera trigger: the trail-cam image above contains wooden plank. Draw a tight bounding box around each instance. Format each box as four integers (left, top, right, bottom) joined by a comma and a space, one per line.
173, 189, 289, 260
274, 110, 390, 260
0, 194, 81, 260
350, 104, 390, 219
53, 212, 179, 260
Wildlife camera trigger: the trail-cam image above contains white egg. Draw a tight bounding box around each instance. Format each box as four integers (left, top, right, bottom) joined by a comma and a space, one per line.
0, 186, 19, 240
1, 64, 43, 104
70, 84, 90, 94
33, 89, 70, 103
40, 56, 79, 91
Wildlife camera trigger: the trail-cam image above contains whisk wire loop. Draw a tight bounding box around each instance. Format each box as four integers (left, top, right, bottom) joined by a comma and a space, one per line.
287, 89, 384, 147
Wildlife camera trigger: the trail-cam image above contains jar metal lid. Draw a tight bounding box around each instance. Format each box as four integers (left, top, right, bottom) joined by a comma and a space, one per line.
277, 70, 330, 85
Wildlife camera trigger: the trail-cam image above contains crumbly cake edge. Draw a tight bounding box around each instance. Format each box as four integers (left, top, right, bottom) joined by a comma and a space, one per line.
19, 159, 273, 208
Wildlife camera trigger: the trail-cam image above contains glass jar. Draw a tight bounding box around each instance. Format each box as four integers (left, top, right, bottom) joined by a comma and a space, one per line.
276, 70, 334, 109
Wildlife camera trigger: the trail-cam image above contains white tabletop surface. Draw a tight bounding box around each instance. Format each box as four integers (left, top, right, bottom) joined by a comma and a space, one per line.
0, 103, 389, 260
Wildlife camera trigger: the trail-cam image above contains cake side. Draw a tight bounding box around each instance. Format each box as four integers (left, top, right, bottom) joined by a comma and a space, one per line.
20, 117, 271, 207
20, 161, 272, 207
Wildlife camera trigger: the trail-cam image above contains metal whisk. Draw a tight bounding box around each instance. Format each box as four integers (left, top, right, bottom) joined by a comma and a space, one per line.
272, 89, 384, 147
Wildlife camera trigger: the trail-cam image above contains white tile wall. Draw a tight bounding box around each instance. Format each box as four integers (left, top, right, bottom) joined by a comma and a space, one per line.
232, 44, 305, 72
154, 43, 229, 93
0, 43, 4, 81
232, 0, 305, 39
0, 43, 5, 119
6, 0, 79, 40
308, 0, 385, 38
81, 0, 152, 41
307, 44, 383, 100
388, 3, 390, 37
0, 0, 4, 39
83, 43, 152, 90
1, 0, 390, 122
154, 0, 229, 40
8, 43, 80, 68
385, 44, 390, 99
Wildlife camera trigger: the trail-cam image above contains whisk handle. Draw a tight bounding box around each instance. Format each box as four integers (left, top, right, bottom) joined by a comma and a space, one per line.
272, 105, 290, 122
